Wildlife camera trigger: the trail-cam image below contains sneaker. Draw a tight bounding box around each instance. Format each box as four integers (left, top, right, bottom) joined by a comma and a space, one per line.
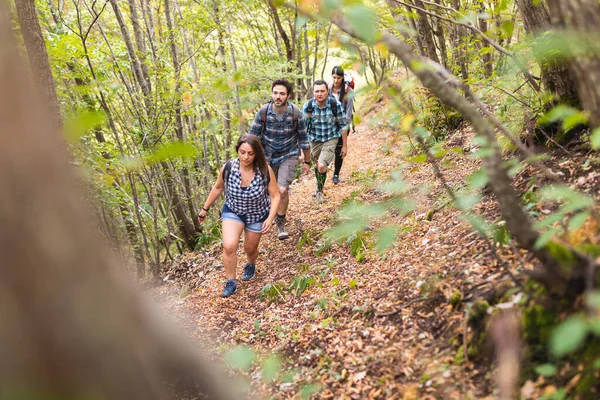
332, 175, 340, 184
241, 262, 256, 281
315, 191, 326, 204
276, 217, 289, 240
221, 279, 237, 297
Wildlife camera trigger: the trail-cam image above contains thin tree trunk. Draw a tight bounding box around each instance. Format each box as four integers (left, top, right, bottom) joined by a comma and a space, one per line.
268, 0, 293, 65
226, 18, 244, 133
212, 0, 232, 159
127, 0, 151, 93
478, 4, 493, 78
108, 0, 151, 109
14, 0, 62, 129
320, 23, 332, 81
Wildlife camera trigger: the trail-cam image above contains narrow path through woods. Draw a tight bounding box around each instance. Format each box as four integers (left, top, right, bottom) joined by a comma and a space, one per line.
154, 103, 515, 399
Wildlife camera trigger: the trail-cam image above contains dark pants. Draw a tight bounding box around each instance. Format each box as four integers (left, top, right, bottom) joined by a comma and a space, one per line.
334, 136, 344, 176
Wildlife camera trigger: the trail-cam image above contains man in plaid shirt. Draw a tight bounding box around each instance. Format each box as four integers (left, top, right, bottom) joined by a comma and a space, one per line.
249, 79, 310, 240
302, 80, 349, 204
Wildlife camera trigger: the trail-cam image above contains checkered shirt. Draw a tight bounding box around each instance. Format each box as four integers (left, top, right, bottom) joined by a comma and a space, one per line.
224, 159, 271, 223
248, 102, 309, 167
302, 97, 348, 143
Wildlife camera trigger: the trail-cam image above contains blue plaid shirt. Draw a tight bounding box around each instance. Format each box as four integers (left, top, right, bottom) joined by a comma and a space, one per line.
302, 97, 349, 143
248, 102, 309, 167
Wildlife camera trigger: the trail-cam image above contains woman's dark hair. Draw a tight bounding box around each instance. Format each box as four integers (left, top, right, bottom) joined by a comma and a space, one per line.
235, 134, 268, 179
331, 65, 346, 103
271, 78, 293, 96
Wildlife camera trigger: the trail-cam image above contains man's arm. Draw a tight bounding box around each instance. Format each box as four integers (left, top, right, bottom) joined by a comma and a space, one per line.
248, 109, 264, 137
297, 106, 311, 174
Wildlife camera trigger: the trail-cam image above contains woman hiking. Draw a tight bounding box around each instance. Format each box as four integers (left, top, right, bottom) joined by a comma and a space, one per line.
329, 66, 355, 185
198, 135, 280, 298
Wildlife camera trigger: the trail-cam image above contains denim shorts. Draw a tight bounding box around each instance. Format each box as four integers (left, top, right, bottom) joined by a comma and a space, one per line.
222, 204, 267, 233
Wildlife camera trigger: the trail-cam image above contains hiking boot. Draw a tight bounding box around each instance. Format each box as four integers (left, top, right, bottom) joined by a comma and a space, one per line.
332, 175, 340, 184
241, 262, 256, 281
315, 191, 326, 204
276, 217, 289, 240
221, 279, 237, 297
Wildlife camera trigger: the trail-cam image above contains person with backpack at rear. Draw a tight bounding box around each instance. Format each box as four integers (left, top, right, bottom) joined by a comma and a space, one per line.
330, 66, 355, 185
197, 134, 280, 298
248, 78, 310, 240
303, 80, 349, 204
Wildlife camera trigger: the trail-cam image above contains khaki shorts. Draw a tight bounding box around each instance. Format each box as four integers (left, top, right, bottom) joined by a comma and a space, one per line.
271, 157, 298, 189
310, 138, 338, 167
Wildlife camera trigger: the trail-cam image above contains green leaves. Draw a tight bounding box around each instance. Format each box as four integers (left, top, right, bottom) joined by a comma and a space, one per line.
346, 4, 377, 45
146, 141, 197, 164
539, 105, 587, 131
289, 274, 316, 297
535, 364, 557, 377
261, 355, 282, 382
591, 127, 600, 149
376, 225, 399, 255
533, 185, 594, 249
549, 315, 588, 358
224, 346, 255, 371
64, 111, 106, 143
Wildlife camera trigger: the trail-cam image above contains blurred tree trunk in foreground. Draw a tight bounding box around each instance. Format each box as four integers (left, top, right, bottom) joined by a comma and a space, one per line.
0, 8, 233, 399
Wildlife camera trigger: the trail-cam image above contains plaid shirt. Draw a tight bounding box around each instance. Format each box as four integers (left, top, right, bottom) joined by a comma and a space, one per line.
224, 159, 270, 224
302, 97, 348, 142
248, 102, 309, 168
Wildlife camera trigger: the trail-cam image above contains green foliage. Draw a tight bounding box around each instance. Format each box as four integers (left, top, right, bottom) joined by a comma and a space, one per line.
64, 111, 106, 143
289, 274, 316, 297
549, 313, 598, 358
535, 363, 557, 377
260, 281, 286, 302
261, 354, 282, 382
591, 128, 600, 149
194, 220, 222, 250
224, 346, 255, 371
345, 4, 377, 45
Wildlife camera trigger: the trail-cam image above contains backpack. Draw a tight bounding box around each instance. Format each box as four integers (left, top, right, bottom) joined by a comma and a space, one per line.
305, 96, 340, 134
222, 159, 270, 194
258, 100, 302, 136
344, 73, 355, 90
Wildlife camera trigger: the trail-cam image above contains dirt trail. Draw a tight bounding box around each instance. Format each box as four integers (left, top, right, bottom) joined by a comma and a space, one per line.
153, 107, 505, 399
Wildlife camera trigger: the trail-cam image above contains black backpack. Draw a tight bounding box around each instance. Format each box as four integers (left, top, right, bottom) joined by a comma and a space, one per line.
304, 96, 340, 134
222, 159, 270, 194
258, 101, 302, 136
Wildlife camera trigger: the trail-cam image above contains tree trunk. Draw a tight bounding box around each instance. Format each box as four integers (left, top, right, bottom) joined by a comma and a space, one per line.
14, 0, 62, 129
161, 161, 197, 250
212, 0, 232, 159
0, 13, 236, 398
268, 0, 293, 65
226, 18, 245, 133
127, 0, 151, 93
478, 4, 494, 79
433, 0, 448, 69
164, 0, 200, 233
108, 0, 151, 108
546, 0, 600, 125
516, 0, 579, 107
411, 0, 440, 63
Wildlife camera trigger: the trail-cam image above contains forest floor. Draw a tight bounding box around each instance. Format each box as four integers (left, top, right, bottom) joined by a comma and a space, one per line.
151, 96, 599, 399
